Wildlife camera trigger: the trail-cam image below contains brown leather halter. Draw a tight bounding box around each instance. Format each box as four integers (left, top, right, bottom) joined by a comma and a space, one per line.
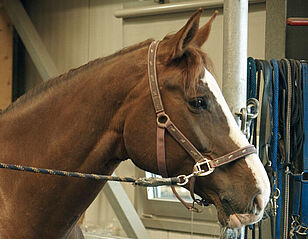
147, 40, 257, 212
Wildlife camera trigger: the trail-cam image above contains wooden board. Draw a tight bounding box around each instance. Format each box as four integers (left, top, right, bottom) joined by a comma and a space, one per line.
0, 4, 12, 110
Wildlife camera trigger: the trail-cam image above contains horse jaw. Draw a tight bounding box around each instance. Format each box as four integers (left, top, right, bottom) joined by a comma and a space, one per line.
200, 67, 271, 228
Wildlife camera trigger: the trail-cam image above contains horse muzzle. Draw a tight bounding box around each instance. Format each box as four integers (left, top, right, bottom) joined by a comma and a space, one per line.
228, 212, 264, 228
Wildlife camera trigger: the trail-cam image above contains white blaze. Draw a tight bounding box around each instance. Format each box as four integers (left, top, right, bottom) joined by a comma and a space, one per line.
201, 67, 270, 213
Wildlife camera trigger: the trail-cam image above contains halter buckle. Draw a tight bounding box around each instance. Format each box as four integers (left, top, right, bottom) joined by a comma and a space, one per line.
194, 159, 214, 176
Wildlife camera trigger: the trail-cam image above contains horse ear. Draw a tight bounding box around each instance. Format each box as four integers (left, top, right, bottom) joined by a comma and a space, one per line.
193, 10, 218, 47
160, 9, 202, 61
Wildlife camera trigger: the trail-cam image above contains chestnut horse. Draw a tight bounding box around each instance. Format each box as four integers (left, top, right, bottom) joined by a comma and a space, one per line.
0, 9, 270, 238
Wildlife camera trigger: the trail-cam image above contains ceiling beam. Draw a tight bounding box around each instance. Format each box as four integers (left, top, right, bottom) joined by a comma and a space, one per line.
3, 0, 58, 81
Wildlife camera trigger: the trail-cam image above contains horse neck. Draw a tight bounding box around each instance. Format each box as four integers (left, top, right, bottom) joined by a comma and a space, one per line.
0, 47, 149, 237
3, 49, 149, 170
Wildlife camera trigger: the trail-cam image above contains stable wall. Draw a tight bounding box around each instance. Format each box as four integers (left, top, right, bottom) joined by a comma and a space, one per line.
21, 0, 266, 238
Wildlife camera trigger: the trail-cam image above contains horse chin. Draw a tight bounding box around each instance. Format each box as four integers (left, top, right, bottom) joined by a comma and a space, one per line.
227, 213, 263, 228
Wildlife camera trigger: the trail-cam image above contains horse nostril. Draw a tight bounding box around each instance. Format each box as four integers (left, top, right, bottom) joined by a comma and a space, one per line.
250, 194, 263, 215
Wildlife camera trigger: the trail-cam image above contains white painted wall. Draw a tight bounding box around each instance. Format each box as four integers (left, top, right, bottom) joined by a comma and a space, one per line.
22, 1, 266, 238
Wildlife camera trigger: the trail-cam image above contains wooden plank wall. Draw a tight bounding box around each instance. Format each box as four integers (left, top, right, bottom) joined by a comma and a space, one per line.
0, 4, 12, 110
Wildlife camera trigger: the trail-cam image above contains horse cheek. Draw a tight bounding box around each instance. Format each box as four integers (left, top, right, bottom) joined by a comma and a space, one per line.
123, 106, 158, 174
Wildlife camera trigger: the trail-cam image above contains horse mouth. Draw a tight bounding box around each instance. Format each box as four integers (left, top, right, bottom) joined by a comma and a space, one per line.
194, 180, 267, 228
217, 202, 264, 228
206, 194, 263, 228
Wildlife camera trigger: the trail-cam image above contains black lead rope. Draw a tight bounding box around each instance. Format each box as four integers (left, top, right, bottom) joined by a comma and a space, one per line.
0, 162, 181, 187
255, 60, 273, 164
289, 60, 304, 173
256, 59, 274, 239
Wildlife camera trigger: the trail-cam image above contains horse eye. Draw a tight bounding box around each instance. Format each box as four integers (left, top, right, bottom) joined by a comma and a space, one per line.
188, 97, 207, 110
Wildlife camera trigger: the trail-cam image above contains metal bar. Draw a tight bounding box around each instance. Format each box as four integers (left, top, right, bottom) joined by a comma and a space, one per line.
114, 0, 265, 19
222, 0, 248, 124
103, 178, 150, 239
287, 18, 308, 26
2, 0, 58, 81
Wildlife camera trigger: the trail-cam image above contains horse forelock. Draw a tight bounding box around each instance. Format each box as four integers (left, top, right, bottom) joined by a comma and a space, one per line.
179, 47, 215, 98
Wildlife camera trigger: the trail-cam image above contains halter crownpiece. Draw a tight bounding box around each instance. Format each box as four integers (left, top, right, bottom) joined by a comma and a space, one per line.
147, 40, 257, 211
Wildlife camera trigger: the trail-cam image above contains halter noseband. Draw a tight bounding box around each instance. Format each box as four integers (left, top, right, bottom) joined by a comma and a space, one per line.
147, 40, 257, 212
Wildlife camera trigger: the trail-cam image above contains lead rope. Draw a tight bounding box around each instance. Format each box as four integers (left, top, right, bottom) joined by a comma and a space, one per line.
0, 162, 182, 186
270, 59, 281, 239
283, 59, 292, 239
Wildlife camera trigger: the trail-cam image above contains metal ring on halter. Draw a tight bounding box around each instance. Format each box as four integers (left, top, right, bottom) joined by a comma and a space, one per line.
156, 112, 170, 128
176, 173, 195, 186
176, 175, 189, 186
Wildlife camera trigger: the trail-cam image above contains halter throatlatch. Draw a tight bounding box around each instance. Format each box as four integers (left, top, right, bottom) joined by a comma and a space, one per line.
147, 40, 257, 212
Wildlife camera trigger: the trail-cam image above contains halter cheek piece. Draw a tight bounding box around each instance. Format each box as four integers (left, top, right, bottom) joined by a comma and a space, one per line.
148, 40, 257, 212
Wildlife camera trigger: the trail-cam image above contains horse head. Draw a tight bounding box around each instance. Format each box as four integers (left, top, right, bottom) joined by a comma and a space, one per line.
123, 9, 270, 229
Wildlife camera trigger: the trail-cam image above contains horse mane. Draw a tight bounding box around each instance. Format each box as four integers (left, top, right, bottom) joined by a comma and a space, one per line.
2, 38, 213, 114
3, 39, 154, 114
